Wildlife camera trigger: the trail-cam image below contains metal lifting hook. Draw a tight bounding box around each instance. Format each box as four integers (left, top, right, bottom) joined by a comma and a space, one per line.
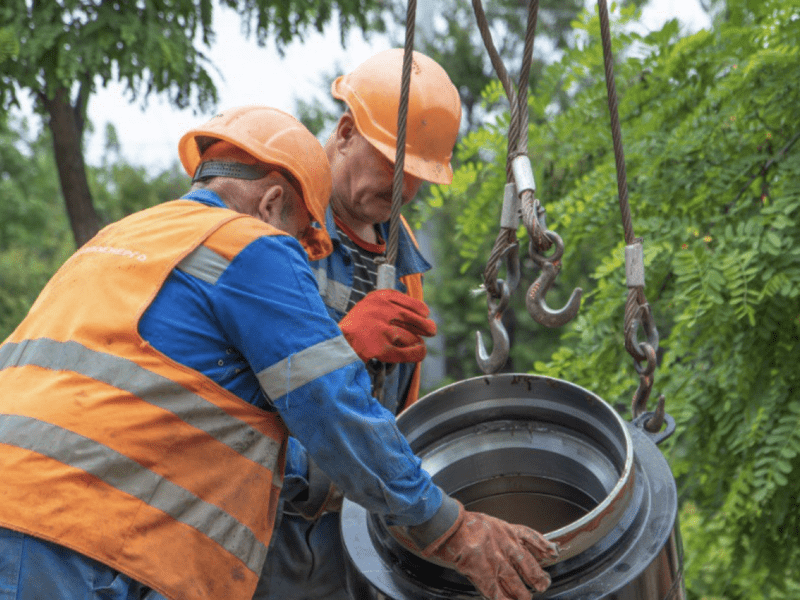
526, 231, 583, 328
476, 279, 512, 374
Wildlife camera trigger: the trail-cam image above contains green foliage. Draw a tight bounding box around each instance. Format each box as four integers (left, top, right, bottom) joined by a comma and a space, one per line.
0, 116, 192, 340
425, 0, 800, 596
90, 160, 189, 223
292, 66, 348, 139
1, 0, 210, 112
223, 0, 386, 54
0, 26, 18, 62
0, 114, 70, 249
0, 0, 385, 113
91, 124, 190, 222
406, 0, 624, 385
0, 115, 75, 337
387, 0, 648, 131
0, 0, 387, 248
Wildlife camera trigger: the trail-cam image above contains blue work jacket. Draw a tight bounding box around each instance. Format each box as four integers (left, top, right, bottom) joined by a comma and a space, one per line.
258, 207, 434, 600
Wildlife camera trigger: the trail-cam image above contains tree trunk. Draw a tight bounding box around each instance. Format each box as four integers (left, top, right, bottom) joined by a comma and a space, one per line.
43, 85, 101, 248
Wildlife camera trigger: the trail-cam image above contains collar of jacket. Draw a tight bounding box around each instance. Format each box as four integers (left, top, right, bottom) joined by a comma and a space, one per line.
181, 189, 228, 209
323, 206, 432, 279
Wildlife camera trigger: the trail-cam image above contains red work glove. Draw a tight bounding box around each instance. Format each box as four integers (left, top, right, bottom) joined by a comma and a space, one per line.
339, 289, 437, 363
395, 501, 558, 600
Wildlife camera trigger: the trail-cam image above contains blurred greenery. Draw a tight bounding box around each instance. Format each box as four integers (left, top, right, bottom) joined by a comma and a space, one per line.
0, 0, 388, 246
0, 114, 190, 338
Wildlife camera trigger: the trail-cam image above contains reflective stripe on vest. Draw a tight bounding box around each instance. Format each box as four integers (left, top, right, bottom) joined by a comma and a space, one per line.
0, 412, 267, 572
175, 252, 361, 403
0, 339, 282, 480
0, 201, 291, 600
309, 242, 426, 411
177, 245, 230, 285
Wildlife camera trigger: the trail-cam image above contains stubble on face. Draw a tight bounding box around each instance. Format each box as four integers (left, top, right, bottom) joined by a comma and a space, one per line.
332, 131, 423, 240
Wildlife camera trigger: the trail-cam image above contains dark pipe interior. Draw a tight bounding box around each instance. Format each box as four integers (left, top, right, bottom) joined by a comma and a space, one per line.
453, 475, 599, 534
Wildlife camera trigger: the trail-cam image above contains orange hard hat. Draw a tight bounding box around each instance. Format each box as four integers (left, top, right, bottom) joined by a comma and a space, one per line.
331, 49, 462, 185
178, 105, 333, 260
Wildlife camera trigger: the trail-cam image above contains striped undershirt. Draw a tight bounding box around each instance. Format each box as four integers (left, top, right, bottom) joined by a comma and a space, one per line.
333, 216, 386, 311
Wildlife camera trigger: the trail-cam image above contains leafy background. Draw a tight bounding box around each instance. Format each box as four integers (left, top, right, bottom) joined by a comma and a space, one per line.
418, 1, 800, 596
2, 0, 799, 598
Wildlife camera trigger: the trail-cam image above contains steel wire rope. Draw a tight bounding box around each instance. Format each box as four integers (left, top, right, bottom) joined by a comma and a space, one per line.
371, 0, 417, 402
385, 0, 417, 267
470, 0, 532, 375
597, 0, 665, 430
473, 0, 586, 373
471, 0, 547, 299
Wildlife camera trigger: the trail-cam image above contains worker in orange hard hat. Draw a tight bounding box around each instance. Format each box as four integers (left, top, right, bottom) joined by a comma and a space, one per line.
257, 50, 553, 600
177, 105, 333, 260
0, 103, 558, 600
0, 105, 332, 600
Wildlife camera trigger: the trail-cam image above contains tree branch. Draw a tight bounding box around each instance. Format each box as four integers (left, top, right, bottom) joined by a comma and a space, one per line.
732, 130, 800, 205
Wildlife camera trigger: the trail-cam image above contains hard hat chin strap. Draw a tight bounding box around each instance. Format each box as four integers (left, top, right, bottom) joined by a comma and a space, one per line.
192, 161, 271, 183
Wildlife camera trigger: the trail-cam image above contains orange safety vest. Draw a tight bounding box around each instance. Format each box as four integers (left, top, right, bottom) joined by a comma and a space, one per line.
0, 200, 290, 600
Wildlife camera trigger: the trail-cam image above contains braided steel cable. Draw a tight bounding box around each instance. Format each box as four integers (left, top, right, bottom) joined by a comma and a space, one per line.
471, 0, 515, 101
597, 0, 634, 246
597, 0, 663, 430
515, 1, 552, 253
472, 0, 550, 298
372, 0, 417, 401
515, 0, 538, 160
386, 0, 417, 267
482, 228, 518, 297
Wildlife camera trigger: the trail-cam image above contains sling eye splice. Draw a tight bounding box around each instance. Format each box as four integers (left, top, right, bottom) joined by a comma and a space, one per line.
473, 0, 582, 374
473, 0, 668, 441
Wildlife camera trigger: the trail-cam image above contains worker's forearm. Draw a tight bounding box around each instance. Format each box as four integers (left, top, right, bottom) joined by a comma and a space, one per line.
273, 361, 443, 527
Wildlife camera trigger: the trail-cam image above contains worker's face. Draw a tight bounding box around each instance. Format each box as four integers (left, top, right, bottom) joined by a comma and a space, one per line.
330, 115, 423, 228
258, 173, 311, 239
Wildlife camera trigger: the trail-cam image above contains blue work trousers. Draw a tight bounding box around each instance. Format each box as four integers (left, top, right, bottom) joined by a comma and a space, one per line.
0, 528, 168, 600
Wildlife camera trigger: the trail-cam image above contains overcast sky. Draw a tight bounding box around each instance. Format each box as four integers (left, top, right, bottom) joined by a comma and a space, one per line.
12, 0, 711, 174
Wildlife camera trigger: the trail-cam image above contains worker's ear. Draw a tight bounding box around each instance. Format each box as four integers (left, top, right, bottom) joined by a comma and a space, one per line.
335, 112, 357, 154
256, 184, 285, 228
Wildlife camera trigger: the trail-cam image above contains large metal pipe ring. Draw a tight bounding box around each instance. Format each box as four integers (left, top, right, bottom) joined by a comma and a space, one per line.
342, 374, 684, 600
